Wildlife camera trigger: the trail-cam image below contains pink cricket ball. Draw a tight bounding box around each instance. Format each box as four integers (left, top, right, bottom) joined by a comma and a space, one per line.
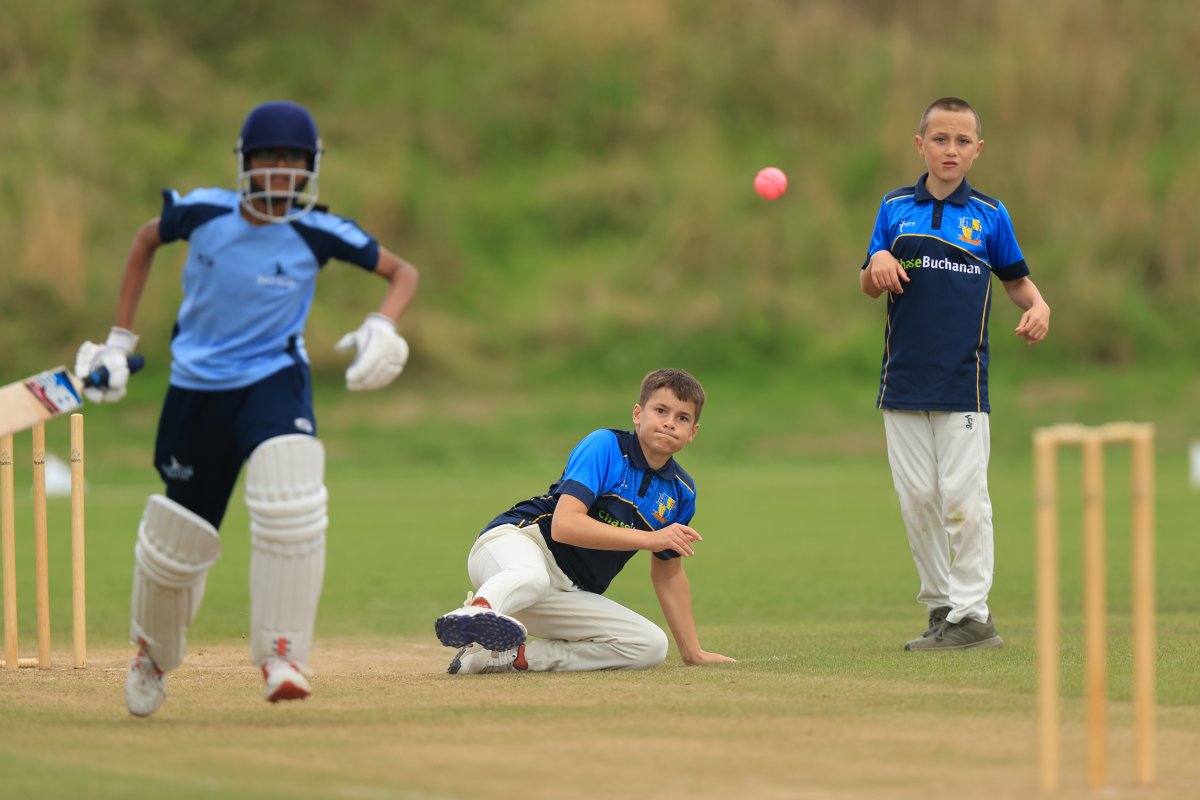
754, 167, 788, 200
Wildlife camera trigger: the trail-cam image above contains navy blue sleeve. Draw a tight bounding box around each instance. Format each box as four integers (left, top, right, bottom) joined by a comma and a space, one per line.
290, 212, 380, 269
157, 189, 232, 244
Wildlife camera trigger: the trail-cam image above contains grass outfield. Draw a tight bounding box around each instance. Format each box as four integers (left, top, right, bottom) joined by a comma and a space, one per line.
1, 367, 1198, 797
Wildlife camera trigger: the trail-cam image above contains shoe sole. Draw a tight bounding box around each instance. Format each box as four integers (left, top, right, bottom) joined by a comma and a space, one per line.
267, 680, 312, 702
435, 612, 526, 651
905, 635, 1004, 651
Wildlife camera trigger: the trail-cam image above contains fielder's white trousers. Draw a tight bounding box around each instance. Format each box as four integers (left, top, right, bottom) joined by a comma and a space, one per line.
467, 524, 668, 672
883, 410, 993, 624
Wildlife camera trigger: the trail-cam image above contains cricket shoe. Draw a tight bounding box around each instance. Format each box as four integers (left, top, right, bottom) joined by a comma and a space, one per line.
902, 605, 951, 650
262, 657, 312, 702
448, 643, 529, 675
905, 614, 1004, 651
435, 601, 526, 652
125, 640, 166, 718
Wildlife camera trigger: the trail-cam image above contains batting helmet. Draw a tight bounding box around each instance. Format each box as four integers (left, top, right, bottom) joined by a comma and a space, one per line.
235, 101, 323, 223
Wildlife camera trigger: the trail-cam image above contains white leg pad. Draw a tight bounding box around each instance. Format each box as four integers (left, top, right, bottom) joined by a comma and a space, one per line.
130, 495, 222, 672
245, 435, 327, 667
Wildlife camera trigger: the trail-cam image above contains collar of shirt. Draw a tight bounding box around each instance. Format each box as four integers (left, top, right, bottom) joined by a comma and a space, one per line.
617, 429, 685, 483
913, 173, 974, 205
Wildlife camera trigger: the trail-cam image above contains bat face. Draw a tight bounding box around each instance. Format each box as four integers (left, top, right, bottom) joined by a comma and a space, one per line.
0, 367, 84, 438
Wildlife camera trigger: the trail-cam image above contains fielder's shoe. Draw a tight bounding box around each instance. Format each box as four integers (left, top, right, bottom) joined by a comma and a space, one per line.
903, 605, 952, 650
125, 640, 166, 717
448, 643, 529, 675
905, 614, 1004, 651
435, 599, 527, 652
262, 657, 312, 702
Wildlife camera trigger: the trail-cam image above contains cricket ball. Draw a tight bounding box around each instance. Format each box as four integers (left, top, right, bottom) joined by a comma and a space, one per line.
754, 167, 788, 200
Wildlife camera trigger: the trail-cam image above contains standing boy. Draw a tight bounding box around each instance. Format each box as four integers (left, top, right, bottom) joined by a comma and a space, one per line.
76, 100, 419, 714
860, 97, 1050, 651
434, 368, 734, 673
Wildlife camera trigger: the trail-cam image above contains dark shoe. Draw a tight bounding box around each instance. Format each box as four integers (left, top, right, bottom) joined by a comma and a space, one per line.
902, 606, 951, 650
905, 614, 1004, 651
435, 596, 527, 651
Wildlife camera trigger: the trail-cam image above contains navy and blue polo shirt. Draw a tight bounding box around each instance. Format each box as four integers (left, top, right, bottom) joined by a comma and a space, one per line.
862, 174, 1030, 413
158, 187, 380, 391
482, 428, 697, 595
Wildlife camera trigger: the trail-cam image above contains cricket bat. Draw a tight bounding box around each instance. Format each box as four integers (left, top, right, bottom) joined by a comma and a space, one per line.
0, 355, 145, 438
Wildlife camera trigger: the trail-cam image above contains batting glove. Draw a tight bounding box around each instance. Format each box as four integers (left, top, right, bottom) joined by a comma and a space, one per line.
74, 327, 138, 403
335, 313, 409, 392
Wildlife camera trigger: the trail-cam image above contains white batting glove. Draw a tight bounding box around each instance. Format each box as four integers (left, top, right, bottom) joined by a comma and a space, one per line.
74, 327, 138, 403
335, 313, 409, 392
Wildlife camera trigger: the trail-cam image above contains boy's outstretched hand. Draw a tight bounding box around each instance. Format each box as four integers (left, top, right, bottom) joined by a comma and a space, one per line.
649, 546, 735, 666
683, 650, 738, 665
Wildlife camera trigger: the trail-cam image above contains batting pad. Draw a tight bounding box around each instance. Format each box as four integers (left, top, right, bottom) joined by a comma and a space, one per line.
244, 435, 327, 667
131, 494, 222, 672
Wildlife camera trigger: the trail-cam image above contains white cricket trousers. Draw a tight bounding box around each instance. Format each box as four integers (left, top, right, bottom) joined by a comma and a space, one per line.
467, 524, 668, 671
882, 410, 994, 624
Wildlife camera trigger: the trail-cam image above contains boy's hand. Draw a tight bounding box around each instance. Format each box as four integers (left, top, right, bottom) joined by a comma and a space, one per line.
867, 250, 910, 295
683, 650, 737, 666
1015, 302, 1050, 345
336, 312, 409, 391
74, 327, 139, 403
649, 523, 702, 556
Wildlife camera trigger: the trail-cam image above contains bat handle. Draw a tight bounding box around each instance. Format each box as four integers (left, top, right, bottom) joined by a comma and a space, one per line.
83, 354, 146, 389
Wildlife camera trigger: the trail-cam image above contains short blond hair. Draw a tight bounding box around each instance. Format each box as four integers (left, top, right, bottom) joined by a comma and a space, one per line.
918, 97, 982, 138
639, 368, 705, 421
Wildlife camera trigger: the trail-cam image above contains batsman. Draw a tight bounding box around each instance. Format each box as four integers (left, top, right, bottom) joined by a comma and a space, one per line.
77, 100, 419, 716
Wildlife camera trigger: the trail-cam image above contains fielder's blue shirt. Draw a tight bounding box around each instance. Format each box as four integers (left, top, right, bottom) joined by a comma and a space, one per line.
483, 429, 697, 594
158, 187, 380, 390
863, 174, 1030, 413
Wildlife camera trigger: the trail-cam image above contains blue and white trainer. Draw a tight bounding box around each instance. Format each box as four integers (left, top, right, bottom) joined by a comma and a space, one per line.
448, 643, 529, 675
435, 599, 526, 652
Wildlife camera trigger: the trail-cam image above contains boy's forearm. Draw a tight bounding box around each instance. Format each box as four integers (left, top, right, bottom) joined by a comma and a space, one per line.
1004, 276, 1047, 311
651, 560, 704, 662
553, 505, 654, 551
373, 247, 420, 321
116, 219, 162, 330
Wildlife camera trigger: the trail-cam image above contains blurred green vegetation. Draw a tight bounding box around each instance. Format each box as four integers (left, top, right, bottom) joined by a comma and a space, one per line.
3, 11, 1197, 793
2, 0, 1198, 387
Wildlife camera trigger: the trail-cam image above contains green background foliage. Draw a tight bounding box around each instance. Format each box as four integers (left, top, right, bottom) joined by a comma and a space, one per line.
2, 0, 1198, 381
3, 3, 1200, 796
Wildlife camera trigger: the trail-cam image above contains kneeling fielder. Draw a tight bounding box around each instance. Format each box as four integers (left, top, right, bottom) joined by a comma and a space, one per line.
435, 369, 735, 674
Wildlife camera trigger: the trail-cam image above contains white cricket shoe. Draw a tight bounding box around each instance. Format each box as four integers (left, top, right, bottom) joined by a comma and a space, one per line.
448, 643, 529, 675
262, 657, 312, 703
435, 599, 526, 651
125, 642, 166, 717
